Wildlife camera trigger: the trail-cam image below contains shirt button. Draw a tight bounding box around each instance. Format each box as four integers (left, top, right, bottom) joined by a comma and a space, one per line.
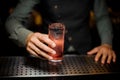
68, 37, 72, 41
54, 5, 58, 9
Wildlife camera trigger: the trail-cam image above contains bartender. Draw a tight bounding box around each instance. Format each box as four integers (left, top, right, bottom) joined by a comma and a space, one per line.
5, 0, 116, 64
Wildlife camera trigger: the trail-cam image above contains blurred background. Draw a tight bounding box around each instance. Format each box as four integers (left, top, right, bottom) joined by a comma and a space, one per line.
0, 0, 120, 56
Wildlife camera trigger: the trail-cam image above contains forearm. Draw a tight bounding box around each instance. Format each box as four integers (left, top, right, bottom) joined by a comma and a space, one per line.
6, 18, 33, 47
94, 0, 113, 45
96, 16, 113, 45
5, 0, 39, 47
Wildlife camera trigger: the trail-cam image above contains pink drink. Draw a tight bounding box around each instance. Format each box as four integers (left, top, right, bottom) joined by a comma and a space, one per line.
48, 23, 65, 62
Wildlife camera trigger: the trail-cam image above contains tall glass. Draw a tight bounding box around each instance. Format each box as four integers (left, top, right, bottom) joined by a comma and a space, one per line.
48, 23, 65, 62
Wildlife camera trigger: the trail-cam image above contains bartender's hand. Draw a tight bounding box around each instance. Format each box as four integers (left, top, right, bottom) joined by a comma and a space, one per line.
26, 32, 56, 60
87, 44, 116, 64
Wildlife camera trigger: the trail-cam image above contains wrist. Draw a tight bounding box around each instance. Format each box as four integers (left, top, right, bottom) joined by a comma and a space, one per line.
101, 43, 112, 49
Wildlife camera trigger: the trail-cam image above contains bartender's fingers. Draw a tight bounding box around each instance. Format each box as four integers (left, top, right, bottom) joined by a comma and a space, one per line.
106, 53, 112, 64
112, 51, 116, 62
35, 33, 56, 48
27, 42, 53, 60
107, 51, 116, 63
94, 49, 102, 62
100, 50, 108, 64
26, 32, 56, 54
27, 47, 41, 58
31, 36, 56, 54
87, 47, 99, 55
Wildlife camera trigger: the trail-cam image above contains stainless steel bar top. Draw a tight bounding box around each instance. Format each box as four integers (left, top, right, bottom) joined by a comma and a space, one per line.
0, 55, 120, 79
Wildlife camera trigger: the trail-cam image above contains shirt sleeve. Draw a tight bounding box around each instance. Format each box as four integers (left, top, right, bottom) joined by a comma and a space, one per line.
5, 0, 40, 47
93, 0, 113, 45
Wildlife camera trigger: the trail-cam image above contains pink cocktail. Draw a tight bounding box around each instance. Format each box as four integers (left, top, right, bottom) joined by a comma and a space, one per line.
48, 23, 65, 62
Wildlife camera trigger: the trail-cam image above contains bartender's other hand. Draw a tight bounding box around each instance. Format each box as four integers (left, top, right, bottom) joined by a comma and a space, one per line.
87, 44, 116, 64
26, 32, 56, 60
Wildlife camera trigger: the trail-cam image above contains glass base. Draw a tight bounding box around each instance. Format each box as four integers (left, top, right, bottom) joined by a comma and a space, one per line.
48, 60, 63, 66
49, 59, 62, 62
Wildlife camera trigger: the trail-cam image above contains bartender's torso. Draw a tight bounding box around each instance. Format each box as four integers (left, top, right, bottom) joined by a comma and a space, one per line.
34, 0, 94, 54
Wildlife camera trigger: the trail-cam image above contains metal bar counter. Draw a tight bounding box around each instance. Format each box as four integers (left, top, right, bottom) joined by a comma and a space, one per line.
0, 55, 120, 80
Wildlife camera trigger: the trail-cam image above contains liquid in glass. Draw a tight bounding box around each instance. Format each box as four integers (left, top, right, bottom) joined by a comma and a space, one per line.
48, 23, 65, 62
